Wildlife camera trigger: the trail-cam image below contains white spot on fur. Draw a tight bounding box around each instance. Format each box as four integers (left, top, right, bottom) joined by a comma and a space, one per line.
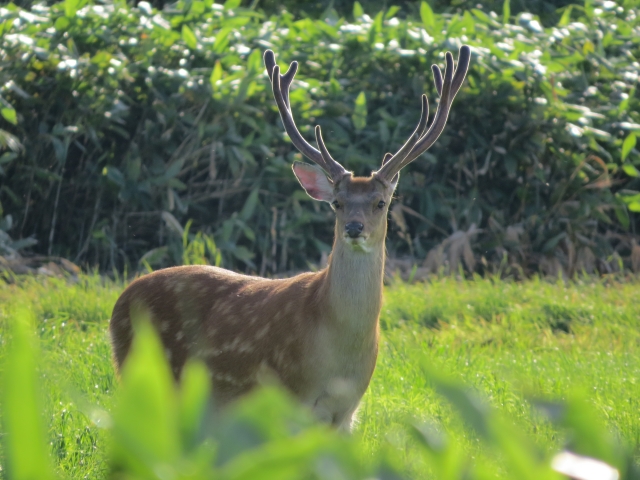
237, 341, 254, 353
215, 285, 229, 295
275, 349, 286, 367
174, 280, 188, 294
255, 324, 269, 339
222, 337, 240, 351
201, 347, 222, 357
212, 372, 250, 386
217, 303, 232, 316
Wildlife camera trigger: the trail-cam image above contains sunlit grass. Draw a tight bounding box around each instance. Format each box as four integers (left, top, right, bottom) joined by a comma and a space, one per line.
362, 276, 640, 472
0, 274, 638, 478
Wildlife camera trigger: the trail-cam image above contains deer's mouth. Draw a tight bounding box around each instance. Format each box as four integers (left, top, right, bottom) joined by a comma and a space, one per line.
344, 235, 372, 252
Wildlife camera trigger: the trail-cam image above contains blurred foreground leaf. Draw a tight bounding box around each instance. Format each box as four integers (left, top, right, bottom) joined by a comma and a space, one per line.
1, 308, 57, 479
110, 315, 215, 478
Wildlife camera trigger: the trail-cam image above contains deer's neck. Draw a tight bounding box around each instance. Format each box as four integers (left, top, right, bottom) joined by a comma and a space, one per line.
322, 238, 385, 334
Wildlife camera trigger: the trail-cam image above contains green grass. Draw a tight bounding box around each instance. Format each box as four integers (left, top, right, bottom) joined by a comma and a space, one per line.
0, 274, 639, 478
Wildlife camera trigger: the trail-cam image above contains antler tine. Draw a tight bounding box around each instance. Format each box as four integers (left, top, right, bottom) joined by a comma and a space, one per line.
264, 49, 276, 81
265, 50, 295, 109
264, 50, 347, 180
433, 64, 443, 96
433, 44, 471, 96
451, 45, 471, 94
315, 126, 348, 179
380, 95, 429, 170
375, 45, 471, 181
280, 63, 297, 109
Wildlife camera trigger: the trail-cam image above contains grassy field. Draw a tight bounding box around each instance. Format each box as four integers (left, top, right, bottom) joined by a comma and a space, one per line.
0, 274, 639, 478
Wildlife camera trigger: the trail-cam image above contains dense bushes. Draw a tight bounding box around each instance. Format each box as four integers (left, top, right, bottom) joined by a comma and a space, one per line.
0, 0, 639, 275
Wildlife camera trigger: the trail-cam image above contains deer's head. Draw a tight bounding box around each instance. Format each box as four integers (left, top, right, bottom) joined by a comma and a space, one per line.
264, 48, 471, 252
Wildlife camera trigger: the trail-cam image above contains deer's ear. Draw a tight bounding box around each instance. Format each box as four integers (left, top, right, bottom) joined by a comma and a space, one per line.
382, 153, 400, 192
292, 162, 334, 202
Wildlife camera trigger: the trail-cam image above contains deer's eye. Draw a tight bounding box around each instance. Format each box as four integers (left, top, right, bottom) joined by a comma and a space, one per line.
332, 201, 341, 209
377, 200, 386, 209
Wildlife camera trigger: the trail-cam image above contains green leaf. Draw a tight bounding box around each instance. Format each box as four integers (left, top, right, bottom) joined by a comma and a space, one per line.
420, 1, 435, 30
0, 18, 13, 37
1, 107, 17, 125
247, 48, 262, 72
385, 6, 400, 19
179, 361, 211, 450
619, 87, 634, 113
471, 8, 496, 25
224, 0, 241, 9
231, 245, 255, 266
329, 77, 341, 95
582, 40, 595, 55
182, 25, 197, 49
622, 164, 639, 178
239, 188, 259, 221
51, 136, 68, 163
542, 232, 566, 253
353, 1, 364, 18
372, 11, 383, 35
213, 27, 231, 53
502, 0, 510, 24
54, 16, 69, 31
164, 160, 183, 180
0, 152, 18, 164
189, 1, 205, 16
64, 0, 80, 18
628, 202, 640, 212
2, 308, 56, 479
138, 246, 169, 267
537, 393, 624, 468
103, 166, 124, 187
461, 10, 476, 33
621, 133, 636, 161
558, 5, 573, 26
112, 317, 181, 473
352, 91, 367, 131
210, 60, 222, 93
126, 157, 141, 181
424, 368, 491, 438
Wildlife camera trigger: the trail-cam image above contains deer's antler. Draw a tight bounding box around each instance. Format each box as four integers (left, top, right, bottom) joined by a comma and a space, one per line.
375, 46, 471, 182
264, 50, 348, 182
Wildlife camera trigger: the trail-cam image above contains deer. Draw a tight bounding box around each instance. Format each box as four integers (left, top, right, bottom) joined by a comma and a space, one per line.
110, 46, 470, 431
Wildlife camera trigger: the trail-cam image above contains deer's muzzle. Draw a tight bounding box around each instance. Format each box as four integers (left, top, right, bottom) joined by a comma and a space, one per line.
345, 222, 364, 238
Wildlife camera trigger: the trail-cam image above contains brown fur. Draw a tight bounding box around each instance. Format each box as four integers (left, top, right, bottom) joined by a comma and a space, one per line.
110, 174, 394, 430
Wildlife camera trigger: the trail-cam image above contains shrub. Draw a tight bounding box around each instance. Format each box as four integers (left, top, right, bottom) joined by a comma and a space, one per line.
0, 0, 638, 275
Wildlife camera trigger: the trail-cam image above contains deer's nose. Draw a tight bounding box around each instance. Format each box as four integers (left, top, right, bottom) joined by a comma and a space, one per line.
345, 222, 364, 238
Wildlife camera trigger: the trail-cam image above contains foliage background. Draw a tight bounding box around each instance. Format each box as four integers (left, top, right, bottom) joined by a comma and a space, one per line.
1, 0, 639, 276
